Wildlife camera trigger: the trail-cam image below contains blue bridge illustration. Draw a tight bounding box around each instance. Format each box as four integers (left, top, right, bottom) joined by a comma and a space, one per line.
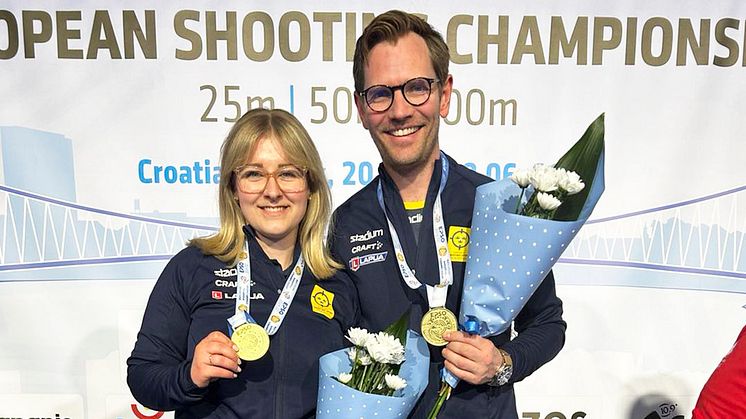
560, 184, 746, 293
1, 182, 744, 293
0, 183, 217, 280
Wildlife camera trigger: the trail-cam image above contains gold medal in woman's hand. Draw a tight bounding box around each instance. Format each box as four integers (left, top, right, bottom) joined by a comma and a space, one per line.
231, 322, 270, 361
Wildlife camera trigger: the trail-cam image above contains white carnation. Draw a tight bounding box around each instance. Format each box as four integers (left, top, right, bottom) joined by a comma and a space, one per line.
365, 340, 389, 363
537, 192, 562, 211
509, 168, 530, 188
347, 347, 357, 362
390, 349, 405, 365
345, 327, 371, 347
558, 169, 585, 195
338, 372, 353, 384
384, 374, 407, 391
529, 164, 560, 192
357, 353, 372, 366
366, 332, 405, 364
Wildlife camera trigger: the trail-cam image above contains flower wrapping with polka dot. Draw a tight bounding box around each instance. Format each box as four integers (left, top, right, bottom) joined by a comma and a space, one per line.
458, 161, 604, 337
442, 122, 605, 392
317, 331, 429, 418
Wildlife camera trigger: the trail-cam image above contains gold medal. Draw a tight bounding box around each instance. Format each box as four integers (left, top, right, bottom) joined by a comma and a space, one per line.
420, 307, 458, 346
231, 323, 270, 361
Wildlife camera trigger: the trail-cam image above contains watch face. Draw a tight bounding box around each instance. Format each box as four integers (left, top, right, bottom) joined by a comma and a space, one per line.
489, 365, 512, 386
496, 366, 513, 386
489, 349, 514, 386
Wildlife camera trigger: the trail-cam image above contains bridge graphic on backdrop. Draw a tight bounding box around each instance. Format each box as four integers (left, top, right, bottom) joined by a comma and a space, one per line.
0, 184, 217, 275
560, 184, 746, 293
0, 183, 744, 292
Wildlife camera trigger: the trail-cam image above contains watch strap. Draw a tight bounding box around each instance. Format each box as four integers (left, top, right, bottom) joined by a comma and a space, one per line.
488, 348, 513, 387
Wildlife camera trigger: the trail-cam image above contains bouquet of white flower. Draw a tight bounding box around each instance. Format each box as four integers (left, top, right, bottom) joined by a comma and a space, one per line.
510, 164, 586, 219
428, 113, 606, 418
317, 311, 429, 418
339, 326, 407, 395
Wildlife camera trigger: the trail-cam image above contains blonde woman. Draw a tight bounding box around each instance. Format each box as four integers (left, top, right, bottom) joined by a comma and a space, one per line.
128, 108, 358, 418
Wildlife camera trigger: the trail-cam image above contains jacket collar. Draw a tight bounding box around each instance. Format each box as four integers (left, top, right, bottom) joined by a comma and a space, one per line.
241, 224, 302, 270
377, 152, 450, 212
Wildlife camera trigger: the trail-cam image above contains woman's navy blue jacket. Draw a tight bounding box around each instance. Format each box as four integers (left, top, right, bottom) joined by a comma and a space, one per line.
127, 228, 359, 418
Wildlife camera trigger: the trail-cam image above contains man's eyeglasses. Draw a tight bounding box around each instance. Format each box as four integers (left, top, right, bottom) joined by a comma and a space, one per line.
358, 77, 440, 112
234, 165, 308, 194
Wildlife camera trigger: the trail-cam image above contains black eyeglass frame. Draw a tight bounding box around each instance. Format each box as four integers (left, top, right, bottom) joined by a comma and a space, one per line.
357, 77, 441, 112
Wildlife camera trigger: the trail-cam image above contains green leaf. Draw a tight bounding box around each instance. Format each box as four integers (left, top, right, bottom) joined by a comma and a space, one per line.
383, 307, 411, 347
553, 113, 605, 221
383, 308, 411, 376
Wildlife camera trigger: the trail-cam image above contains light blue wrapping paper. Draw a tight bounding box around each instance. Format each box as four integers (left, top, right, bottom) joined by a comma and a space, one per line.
461, 152, 604, 335
316, 330, 430, 418
443, 152, 604, 387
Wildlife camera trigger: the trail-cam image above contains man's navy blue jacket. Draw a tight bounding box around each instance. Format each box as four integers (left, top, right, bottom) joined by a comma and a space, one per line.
127, 228, 358, 418
329, 153, 566, 419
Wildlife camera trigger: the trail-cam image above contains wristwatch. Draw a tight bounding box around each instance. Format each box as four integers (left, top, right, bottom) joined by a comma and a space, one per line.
488, 348, 513, 387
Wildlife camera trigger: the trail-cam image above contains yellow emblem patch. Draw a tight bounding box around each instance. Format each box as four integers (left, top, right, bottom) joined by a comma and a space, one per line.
448, 226, 471, 263
311, 284, 335, 319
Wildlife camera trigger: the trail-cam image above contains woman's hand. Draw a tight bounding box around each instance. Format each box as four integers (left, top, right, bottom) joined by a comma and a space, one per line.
190, 331, 242, 388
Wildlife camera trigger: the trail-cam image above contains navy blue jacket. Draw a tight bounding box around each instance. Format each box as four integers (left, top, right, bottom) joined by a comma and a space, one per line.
127, 228, 359, 418
329, 153, 566, 419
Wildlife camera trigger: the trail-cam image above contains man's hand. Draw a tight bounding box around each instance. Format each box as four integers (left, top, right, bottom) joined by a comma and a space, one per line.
190, 331, 242, 388
442, 331, 502, 385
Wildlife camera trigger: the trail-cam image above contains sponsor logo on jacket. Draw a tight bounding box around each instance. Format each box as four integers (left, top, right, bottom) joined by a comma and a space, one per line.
214, 267, 238, 277
351, 240, 384, 254
349, 229, 384, 243
211, 290, 265, 300
311, 284, 335, 319
349, 251, 387, 272
214, 279, 256, 288
448, 226, 471, 262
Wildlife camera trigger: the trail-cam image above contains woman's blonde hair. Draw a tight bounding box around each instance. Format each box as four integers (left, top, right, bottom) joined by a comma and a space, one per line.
190, 108, 341, 278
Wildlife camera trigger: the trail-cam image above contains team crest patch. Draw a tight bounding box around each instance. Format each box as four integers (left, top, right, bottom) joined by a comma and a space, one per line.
448, 226, 471, 262
311, 284, 335, 319
349, 251, 388, 272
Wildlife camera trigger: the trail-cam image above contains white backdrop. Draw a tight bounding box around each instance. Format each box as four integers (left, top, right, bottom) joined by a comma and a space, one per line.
1, 1, 745, 418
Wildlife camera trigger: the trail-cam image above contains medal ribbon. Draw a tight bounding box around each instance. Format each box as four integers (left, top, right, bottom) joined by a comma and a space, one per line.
228, 240, 305, 336
376, 152, 453, 309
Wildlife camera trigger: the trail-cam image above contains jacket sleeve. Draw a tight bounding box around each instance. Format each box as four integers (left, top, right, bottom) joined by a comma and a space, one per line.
126, 253, 208, 410
328, 211, 363, 331
692, 325, 746, 418
327, 210, 346, 264
500, 270, 567, 383
337, 269, 362, 331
